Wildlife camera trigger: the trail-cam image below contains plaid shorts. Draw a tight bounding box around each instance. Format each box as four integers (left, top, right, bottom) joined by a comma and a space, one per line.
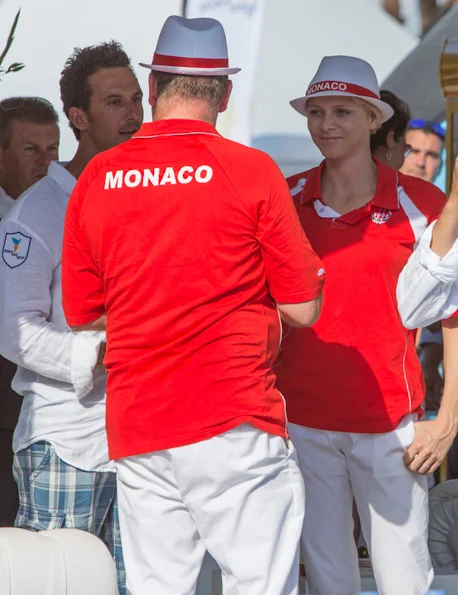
13, 441, 125, 595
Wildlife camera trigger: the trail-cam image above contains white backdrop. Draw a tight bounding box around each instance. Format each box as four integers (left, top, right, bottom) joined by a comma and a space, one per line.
184, 0, 265, 145
0, 0, 182, 159
0, 0, 419, 169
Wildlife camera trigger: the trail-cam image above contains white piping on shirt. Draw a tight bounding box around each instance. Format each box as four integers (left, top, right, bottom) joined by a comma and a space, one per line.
398, 186, 428, 247
276, 308, 283, 355
133, 131, 221, 140
290, 177, 307, 200
402, 332, 412, 413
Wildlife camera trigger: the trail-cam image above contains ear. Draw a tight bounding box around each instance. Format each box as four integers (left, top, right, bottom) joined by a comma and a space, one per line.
68, 107, 89, 136
434, 156, 444, 182
218, 79, 233, 114
148, 73, 158, 108
385, 130, 397, 150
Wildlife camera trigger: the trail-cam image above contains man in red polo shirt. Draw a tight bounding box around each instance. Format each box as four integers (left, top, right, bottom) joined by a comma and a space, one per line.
61, 15, 324, 595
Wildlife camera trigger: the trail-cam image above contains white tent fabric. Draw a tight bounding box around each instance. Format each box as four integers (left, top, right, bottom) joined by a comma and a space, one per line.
252, 0, 417, 140
382, 5, 458, 122
249, 0, 418, 172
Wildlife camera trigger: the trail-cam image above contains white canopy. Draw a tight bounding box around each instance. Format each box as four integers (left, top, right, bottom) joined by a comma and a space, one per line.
250, 0, 418, 172
0, 0, 418, 167
382, 5, 458, 121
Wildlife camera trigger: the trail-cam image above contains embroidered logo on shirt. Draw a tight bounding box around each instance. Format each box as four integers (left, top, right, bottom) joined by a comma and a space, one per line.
371, 208, 392, 225
2, 232, 31, 268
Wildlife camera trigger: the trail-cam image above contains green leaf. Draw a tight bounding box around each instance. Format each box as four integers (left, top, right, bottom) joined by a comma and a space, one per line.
0, 9, 21, 68
6, 62, 25, 73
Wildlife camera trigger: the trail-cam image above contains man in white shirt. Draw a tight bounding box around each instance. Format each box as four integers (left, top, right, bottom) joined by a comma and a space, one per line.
0, 97, 59, 219
0, 42, 143, 594
0, 97, 59, 527
397, 159, 458, 478
398, 158, 458, 328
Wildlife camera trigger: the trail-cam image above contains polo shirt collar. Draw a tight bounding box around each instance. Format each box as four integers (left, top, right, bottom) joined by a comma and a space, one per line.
300, 157, 400, 224
133, 119, 221, 139
47, 161, 76, 195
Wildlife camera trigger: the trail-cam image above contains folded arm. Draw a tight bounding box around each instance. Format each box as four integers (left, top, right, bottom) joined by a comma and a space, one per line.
398, 158, 458, 328
0, 221, 104, 396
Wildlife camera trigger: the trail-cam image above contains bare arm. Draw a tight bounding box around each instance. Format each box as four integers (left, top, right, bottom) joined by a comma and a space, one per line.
430, 157, 458, 257
277, 296, 322, 328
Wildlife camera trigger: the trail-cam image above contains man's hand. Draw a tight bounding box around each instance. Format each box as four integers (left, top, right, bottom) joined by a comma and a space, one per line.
403, 418, 457, 475
70, 314, 106, 332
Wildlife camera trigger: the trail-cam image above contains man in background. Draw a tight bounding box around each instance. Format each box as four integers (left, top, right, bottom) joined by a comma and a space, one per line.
400, 119, 445, 183
0, 97, 59, 526
0, 43, 143, 594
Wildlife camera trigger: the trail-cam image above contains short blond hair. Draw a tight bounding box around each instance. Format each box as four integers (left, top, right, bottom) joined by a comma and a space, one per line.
154, 72, 229, 117
352, 97, 383, 133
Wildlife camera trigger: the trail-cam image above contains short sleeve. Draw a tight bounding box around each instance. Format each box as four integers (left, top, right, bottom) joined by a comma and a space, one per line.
62, 162, 105, 326
257, 165, 325, 304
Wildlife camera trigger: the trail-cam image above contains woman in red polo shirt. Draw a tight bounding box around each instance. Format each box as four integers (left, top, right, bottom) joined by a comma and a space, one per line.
275, 56, 452, 595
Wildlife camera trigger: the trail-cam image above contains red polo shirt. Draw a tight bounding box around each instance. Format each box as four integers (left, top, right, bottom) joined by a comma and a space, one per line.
275, 159, 446, 433
62, 119, 325, 459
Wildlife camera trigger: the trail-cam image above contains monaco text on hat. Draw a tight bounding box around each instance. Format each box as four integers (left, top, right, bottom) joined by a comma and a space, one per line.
306, 81, 380, 100
290, 55, 394, 123
306, 81, 348, 95
104, 165, 214, 190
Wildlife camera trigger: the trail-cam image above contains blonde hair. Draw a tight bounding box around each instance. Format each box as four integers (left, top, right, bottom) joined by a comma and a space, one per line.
352, 97, 383, 133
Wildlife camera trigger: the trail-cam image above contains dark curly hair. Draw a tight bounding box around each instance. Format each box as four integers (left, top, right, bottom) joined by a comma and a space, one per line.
60, 41, 134, 140
370, 90, 411, 154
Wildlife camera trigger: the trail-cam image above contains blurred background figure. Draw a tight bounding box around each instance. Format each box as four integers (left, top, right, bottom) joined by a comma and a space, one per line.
400, 119, 445, 182
0, 97, 59, 528
371, 89, 411, 170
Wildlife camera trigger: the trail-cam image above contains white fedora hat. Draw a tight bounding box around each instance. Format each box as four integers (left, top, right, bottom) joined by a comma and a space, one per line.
140, 15, 241, 77
290, 56, 394, 123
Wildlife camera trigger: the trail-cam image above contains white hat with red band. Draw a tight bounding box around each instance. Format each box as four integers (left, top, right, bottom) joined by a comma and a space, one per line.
290, 55, 394, 123
139, 15, 241, 76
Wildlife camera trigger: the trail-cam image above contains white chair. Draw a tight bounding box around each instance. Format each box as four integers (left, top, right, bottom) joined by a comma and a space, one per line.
0, 528, 118, 595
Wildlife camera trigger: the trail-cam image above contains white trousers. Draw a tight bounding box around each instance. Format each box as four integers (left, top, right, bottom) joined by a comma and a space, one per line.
289, 415, 433, 595
115, 424, 305, 595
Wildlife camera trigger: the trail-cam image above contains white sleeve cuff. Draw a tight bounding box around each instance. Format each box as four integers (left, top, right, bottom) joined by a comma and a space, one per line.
416, 221, 458, 284
71, 331, 106, 398
397, 221, 458, 329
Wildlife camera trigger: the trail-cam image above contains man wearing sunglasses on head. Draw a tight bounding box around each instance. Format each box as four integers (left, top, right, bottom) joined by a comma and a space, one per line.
400, 119, 445, 184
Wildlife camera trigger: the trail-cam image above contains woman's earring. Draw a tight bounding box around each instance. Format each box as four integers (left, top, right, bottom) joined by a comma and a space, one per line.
385, 151, 392, 161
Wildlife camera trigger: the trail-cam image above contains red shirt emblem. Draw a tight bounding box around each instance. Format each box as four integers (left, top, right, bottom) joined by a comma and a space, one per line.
371, 207, 392, 225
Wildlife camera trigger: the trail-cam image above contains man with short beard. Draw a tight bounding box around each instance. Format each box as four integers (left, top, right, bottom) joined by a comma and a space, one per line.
0, 42, 143, 595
